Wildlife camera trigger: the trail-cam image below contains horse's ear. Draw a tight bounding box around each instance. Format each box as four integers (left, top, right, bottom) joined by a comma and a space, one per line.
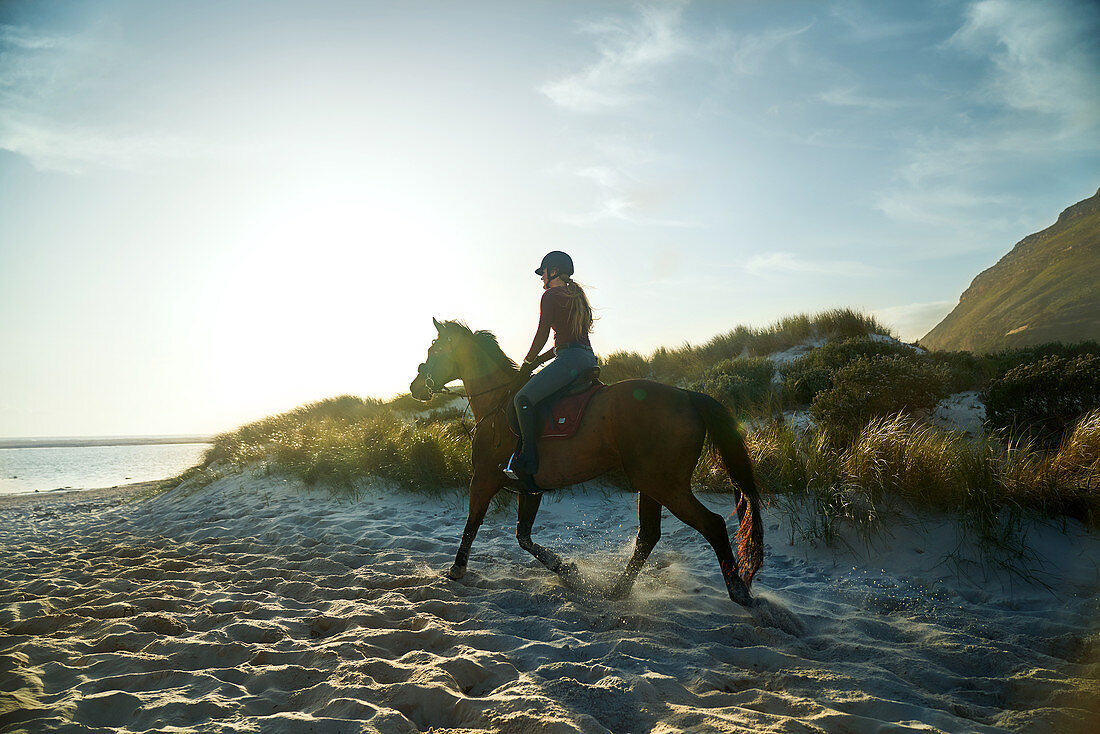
433, 317, 443, 332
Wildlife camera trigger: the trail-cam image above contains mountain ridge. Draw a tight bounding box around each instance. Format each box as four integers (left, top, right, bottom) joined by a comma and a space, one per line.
920, 187, 1100, 352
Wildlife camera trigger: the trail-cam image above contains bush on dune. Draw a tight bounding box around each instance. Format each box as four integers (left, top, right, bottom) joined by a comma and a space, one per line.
919, 342, 1100, 396
984, 355, 1100, 445
779, 336, 918, 405
599, 308, 891, 388
689, 357, 777, 415
809, 356, 950, 436
925, 350, 998, 393
984, 341, 1100, 378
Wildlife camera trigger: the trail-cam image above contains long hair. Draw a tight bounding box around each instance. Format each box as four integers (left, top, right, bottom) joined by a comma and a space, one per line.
560, 278, 594, 337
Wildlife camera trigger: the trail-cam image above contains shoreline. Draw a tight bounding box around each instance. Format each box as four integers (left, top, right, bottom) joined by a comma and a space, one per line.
0, 479, 164, 509
0, 436, 212, 449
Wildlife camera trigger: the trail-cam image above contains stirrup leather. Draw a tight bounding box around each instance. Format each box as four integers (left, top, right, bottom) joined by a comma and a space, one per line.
503, 453, 523, 481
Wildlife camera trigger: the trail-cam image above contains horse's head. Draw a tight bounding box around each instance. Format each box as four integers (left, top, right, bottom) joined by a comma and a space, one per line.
409, 317, 464, 401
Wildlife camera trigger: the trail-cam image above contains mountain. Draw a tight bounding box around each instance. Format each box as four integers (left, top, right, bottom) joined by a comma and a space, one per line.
920, 188, 1100, 353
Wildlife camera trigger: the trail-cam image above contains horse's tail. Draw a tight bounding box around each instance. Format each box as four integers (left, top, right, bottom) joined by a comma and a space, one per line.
688, 391, 764, 588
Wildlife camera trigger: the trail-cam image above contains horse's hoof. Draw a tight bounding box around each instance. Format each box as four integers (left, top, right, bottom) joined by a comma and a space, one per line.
606, 585, 630, 601
728, 582, 753, 608
445, 565, 466, 581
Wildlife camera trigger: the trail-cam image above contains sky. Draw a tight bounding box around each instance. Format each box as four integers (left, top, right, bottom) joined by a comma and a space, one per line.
1, 0, 1098, 438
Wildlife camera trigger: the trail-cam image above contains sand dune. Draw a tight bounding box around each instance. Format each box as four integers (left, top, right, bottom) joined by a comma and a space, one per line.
2, 475, 1098, 733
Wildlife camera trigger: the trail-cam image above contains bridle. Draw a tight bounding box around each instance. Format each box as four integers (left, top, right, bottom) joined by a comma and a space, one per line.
419, 340, 521, 434
422, 373, 511, 402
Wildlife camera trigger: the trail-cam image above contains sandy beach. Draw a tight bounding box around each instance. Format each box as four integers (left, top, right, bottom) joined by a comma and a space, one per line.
2, 474, 1098, 733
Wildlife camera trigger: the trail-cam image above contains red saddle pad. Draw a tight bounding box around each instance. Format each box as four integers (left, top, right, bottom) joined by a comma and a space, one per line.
540, 383, 606, 439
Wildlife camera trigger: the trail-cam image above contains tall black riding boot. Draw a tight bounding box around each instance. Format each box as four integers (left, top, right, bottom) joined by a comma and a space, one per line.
514, 397, 540, 477
503, 398, 543, 493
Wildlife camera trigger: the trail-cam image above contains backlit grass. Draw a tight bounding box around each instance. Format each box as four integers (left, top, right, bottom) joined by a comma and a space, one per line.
600, 308, 892, 385
166, 309, 1099, 564
732, 411, 1100, 552
190, 395, 473, 495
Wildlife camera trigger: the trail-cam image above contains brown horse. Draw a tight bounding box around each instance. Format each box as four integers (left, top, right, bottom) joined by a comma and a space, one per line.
409, 318, 764, 607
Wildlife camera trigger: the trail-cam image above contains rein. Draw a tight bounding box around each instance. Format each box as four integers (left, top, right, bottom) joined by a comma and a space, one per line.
425, 380, 508, 401
423, 370, 520, 436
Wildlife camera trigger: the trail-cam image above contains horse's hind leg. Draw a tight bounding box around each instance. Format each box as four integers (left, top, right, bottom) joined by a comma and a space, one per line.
661, 491, 753, 608
516, 491, 574, 575
607, 494, 662, 599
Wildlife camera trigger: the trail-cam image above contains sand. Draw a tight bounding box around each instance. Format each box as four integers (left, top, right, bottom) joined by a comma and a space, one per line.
2, 475, 1098, 733
931, 392, 987, 437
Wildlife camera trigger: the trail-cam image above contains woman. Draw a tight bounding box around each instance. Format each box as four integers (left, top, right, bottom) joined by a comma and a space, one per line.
507, 250, 598, 481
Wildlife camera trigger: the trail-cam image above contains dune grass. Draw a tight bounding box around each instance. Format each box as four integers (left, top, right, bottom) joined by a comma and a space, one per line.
187, 395, 473, 496
167, 309, 1100, 565
182, 397, 1099, 559
600, 308, 892, 385
732, 411, 1100, 555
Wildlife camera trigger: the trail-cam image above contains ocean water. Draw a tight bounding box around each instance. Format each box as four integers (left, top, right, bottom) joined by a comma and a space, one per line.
0, 442, 211, 495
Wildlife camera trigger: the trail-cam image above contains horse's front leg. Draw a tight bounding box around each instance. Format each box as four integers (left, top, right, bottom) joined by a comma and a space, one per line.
607, 493, 662, 599
516, 492, 575, 576
446, 473, 501, 580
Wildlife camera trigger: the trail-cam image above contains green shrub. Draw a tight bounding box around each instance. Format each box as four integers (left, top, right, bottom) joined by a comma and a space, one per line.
700, 309, 891, 365
690, 357, 776, 413
983, 355, 1100, 444
984, 341, 1100, 378
927, 350, 998, 393
596, 309, 891, 393
810, 355, 950, 435
781, 336, 918, 405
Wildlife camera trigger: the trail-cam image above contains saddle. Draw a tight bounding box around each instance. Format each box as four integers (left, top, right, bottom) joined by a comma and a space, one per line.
506, 366, 605, 441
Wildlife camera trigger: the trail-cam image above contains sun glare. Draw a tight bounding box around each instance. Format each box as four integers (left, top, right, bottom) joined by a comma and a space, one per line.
193, 177, 455, 425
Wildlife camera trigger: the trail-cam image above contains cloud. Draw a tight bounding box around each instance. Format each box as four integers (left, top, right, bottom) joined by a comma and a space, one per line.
872, 300, 956, 342
0, 113, 189, 174
817, 87, 910, 110
0, 24, 65, 50
949, 0, 1100, 125
875, 185, 1012, 228
745, 252, 874, 278
0, 24, 67, 93
875, 0, 1100, 228
722, 21, 813, 76
540, 0, 691, 113
828, 1, 931, 41
551, 158, 699, 227
0, 23, 193, 173
554, 198, 696, 227
542, 2, 720, 226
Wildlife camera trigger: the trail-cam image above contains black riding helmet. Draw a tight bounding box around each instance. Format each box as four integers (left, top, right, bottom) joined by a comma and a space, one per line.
535, 251, 574, 278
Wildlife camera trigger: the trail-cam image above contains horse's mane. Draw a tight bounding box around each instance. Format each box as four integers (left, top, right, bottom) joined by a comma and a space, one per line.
442, 320, 519, 372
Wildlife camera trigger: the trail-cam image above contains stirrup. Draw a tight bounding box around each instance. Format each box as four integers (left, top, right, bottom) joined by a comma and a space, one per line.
502, 454, 545, 494
503, 453, 522, 481
504, 451, 538, 479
